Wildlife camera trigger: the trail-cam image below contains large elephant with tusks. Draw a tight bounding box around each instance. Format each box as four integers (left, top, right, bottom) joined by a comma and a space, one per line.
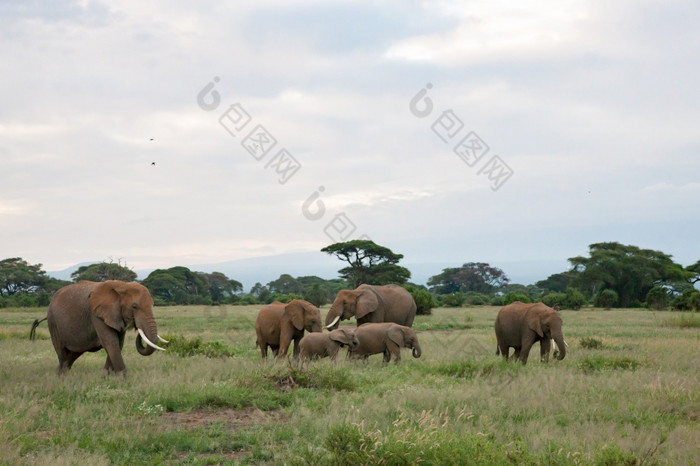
30, 280, 167, 374
324, 284, 417, 330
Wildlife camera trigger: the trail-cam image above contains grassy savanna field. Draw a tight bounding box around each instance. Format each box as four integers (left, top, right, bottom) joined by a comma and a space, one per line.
1, 305, 698, 465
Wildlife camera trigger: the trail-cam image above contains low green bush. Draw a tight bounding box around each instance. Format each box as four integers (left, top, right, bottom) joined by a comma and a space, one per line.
164, 334, 235, 358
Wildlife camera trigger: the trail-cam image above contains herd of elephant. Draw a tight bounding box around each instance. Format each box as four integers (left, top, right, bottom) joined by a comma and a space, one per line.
28, 280, 567, 374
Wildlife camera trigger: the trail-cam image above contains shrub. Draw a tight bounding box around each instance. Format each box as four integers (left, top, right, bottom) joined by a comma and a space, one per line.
594, 289, 618, 309
438, 292, 467, 307
464, 292, 488, 305
541, 292, 567, 309
646, 286, 670, 310
580, 337, 603, 349
490, 295, 505, 306
405, 285, 436, 315
671, 288, 700, 311
503, 292, 530, 305
164, 335, 235, 358
566, 287, 586, 310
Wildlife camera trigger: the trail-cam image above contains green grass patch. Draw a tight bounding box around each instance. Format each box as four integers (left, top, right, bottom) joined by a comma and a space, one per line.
163, 334, 235, 358
580, 336, 604, 349
267, 364, 357, 391
577, 355, 640, 373
660, 314, 700, 328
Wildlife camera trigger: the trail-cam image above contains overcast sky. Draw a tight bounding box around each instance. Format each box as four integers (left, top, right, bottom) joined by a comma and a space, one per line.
2, 0, 699, 284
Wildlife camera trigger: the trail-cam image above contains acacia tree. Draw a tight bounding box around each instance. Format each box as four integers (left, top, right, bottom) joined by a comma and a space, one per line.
71, 260, 137, 282
568, 242, 691, 307
0, 257, 48, 296
687, 260, 700, 285
321, 240, 410, 288
428, 262, 509, 295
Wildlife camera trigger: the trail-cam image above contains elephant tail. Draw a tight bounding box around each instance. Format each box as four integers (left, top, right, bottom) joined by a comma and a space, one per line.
495, 345, 500, 356
30, 317, 47, 341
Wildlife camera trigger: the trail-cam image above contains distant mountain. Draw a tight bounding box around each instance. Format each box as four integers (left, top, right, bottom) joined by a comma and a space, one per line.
47, 253, 567, 292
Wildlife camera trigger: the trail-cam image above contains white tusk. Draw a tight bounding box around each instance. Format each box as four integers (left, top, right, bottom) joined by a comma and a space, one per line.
564, 340, 569, 348
324, 315, 341, 329
138, 328, 166, 351
157, 335, 169, 344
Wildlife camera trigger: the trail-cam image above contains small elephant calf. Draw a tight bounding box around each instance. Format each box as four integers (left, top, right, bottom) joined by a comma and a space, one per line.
349, 323, 422, 365
298, 327, 359, 360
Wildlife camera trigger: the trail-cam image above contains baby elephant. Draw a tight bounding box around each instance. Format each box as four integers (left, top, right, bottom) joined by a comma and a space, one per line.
350, 323, 422, 364
298, 327, 359, 360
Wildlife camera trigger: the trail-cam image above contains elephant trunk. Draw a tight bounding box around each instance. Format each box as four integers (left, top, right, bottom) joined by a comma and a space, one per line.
412, 342, 422, 358
324, 308, 341, 330
553, 333, 566, 360
135, 314, 162, 356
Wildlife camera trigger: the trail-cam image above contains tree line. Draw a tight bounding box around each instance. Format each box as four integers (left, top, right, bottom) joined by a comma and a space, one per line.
1, 241, 698, 311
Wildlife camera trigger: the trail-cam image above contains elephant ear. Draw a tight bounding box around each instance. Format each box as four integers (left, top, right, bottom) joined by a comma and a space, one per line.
284, 300, 305, 331
89, 281, 125, 332
355, 289, 378, 320
387, 325, 405, 347
528, 314, 544, 338
329, 329, 351, 345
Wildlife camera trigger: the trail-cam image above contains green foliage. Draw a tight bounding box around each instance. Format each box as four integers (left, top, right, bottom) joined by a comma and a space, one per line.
536, 271, 574, 293
566, 287, 586, 310
142, 266, 210, 305
464, 292, 488, 305
316, 418, 536, 465
404, 285, 436, 315
164, 334, 235, 358
594, 289, 619, 309
503, 291, 530, 305
541, 292, 567, 309
577, 355, 639, 373
580, 337, 603, 349
593, 444, 640, 466
645, 286, 670, 310
269, 293, 304, 303
321, 240, 410, 287
427, 262, 509, 295
268, 365, 356, 391
671, 287, 700, 311
0, 257, 56, 298
70, 260, 137, 282
568, 242, 692, 307
660, 314, 700, 328
436, 292, 467, 307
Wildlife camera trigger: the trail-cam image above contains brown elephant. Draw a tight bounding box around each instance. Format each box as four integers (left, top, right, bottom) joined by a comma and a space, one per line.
494, 301, 566, 365
298, 327, 359, 360
324, 284, 417, 330
349, 322, 422, 365
29, 280, 167, 374
255, 299, 322, 359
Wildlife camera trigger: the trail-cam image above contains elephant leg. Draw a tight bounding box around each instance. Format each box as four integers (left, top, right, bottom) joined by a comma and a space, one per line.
57, 349, 82, 374
292, 337, 301, 358
512, 347, 521, 362
519, 335, 536, 365
497, 341, 509, 361
260, 344, 268, 359
101, 332, 126, 373
386, 341, 401, 364
382, 350, 391, 365
540, 338, 551, 363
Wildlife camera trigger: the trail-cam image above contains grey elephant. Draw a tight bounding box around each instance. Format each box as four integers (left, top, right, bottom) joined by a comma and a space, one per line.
298, 327, 359, 360
30, 280, 167, 374
255, 299, 322, 359
349, 322, 422, 364
324, 284, 417, 330
494, 301, 566, 365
